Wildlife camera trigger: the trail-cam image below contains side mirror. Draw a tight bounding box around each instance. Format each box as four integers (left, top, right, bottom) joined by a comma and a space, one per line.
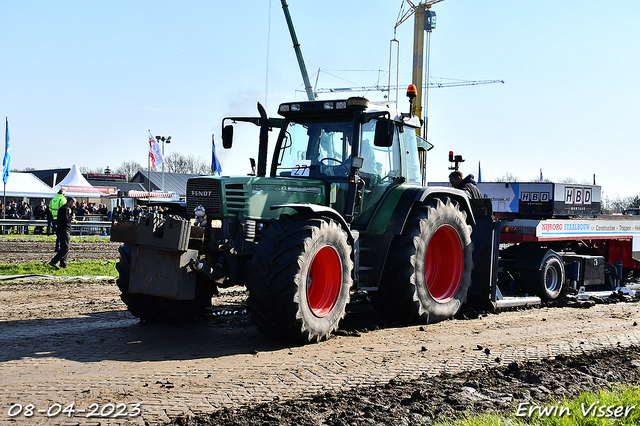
222, 125, 233, 149
373, 120, 394, 147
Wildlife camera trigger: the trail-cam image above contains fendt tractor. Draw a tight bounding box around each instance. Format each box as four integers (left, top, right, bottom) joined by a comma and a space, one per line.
111, 94, 482, 342
111, 93, 640, 343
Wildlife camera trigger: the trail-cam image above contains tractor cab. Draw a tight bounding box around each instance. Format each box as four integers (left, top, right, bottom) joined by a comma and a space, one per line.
271, 97, 429, 226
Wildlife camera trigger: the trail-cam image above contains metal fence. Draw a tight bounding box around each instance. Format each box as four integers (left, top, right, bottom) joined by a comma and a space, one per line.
0, 217, 112, 236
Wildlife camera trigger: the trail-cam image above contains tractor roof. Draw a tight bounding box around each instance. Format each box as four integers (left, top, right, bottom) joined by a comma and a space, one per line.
278, 97, 421, 128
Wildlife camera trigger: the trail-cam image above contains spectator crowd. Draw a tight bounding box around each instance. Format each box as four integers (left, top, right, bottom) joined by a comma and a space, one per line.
1, 199, 171, 235
1, 199, 113, 235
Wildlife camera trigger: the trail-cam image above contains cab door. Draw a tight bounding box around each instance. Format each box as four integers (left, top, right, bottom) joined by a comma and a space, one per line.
353, 120, 401, 226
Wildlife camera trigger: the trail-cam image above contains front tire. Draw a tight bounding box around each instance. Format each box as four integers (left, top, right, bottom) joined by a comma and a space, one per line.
372, 197, 473, 324
247, 216, 353, 342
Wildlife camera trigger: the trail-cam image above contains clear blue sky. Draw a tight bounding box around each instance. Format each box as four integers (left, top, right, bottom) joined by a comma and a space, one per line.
2, 1, 638, 198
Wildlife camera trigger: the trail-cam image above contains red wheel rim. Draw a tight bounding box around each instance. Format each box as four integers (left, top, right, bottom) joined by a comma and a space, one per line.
307, 246, 342, 317
425, 225, 463, 303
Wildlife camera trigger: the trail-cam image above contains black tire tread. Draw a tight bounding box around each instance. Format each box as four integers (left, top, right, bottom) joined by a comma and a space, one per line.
246, 216, 353, 342
372, 197, 473, 324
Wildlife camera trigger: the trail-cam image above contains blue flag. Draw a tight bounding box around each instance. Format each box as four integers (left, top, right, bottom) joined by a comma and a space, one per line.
2, 118, 10, 185
478, 161, 482, 183
211, 134, 222, 176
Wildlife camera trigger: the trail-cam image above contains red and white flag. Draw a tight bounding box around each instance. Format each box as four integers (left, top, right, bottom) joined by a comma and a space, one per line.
148, 131, 164, 168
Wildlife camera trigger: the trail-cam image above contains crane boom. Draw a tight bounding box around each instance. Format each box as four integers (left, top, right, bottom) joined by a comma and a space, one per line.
309, 79, 505, 94
395, 0, 446, 28
281, 0, 315, 100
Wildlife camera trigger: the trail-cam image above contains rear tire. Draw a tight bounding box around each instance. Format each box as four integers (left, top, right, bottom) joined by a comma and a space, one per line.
116, 243, 216, 322
247, 216, 353, 342
372, 197, 473, 324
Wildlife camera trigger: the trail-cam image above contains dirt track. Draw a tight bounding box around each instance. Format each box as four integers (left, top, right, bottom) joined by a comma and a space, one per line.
1, 239, 640, 425
0, 238, 120, 264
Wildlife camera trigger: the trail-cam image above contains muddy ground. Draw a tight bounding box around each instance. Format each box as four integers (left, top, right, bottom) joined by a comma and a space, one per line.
1, 238, 640, 425
0, 238, 121, 264
173, 346, 640, 426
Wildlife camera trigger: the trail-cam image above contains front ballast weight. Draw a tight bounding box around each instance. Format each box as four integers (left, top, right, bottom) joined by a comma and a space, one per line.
111, 214, 217, 321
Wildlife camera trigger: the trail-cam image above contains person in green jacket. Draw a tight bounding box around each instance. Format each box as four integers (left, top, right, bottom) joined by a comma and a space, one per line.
48, 189, 66, 251
49, 196, 76, 270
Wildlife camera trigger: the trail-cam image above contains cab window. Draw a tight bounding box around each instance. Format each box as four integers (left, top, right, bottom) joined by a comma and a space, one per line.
276, 121, 351, 178
402, 127, 422, 184
361, 120, 400, 181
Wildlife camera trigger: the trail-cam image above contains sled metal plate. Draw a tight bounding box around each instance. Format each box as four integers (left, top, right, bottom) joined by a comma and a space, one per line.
110, 221, 138, 244
136, 216, 191, 251
129, 246, 198, 300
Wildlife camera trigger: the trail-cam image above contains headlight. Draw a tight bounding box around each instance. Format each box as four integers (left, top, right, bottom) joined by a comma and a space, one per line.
210, 219, 222, 229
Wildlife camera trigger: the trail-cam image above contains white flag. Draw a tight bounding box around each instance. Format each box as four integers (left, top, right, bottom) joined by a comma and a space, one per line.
148, 131, 164, 168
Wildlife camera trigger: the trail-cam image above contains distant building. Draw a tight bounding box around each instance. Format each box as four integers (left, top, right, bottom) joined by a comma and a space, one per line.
29, 168, 71, 187
26, 168, 204, 203
129, 171, 204, 200
85, 171, 146, 197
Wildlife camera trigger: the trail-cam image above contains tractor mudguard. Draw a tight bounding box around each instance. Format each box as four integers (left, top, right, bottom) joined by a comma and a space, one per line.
415, 187, 476, 226
366, 186, 422, 236
366, 186, 476, 237
270, 203, 354, 246
355, 186, 476, 292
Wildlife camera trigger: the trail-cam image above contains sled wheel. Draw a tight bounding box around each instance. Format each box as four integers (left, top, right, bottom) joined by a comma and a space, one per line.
247, 216, 353, 342
116, 243, 216, 322
524, 253, 564, 301
372, 197, 473, 324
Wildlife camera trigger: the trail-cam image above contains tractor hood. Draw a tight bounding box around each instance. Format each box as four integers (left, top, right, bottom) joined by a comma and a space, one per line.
186, 176, 326, 221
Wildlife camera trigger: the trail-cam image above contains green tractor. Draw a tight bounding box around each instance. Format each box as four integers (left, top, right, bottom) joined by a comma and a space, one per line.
111, 96, 477, 342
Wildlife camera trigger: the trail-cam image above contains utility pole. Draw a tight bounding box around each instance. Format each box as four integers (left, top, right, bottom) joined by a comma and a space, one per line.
393, 1, 444, 136
410, 3, 438, 138
155, 135, 171, 192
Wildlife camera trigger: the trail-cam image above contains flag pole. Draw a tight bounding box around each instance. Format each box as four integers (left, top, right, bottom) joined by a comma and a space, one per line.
147, 131, 151, 201
2, 117, 7, 222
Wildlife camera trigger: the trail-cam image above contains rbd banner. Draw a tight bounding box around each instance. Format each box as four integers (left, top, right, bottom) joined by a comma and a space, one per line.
554, 184, 601, 216
475, 183, 601, 216
475, 183, 553, 215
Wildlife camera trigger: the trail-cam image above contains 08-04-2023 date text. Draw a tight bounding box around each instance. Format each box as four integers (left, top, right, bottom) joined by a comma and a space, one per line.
6, 402, 141, 418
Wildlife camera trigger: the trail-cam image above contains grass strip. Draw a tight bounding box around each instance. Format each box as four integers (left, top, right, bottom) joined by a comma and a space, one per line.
0, 234, 111, 242
435, 385, 640, 426
0, 260, 117, 278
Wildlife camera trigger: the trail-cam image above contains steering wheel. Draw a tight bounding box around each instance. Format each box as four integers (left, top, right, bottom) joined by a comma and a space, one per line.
320, 157, 346, 166
319, 157, 349, 175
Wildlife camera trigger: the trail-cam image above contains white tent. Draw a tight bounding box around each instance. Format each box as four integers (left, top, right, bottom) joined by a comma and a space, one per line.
53, 164, 115, 198
1, 172, 57, 199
